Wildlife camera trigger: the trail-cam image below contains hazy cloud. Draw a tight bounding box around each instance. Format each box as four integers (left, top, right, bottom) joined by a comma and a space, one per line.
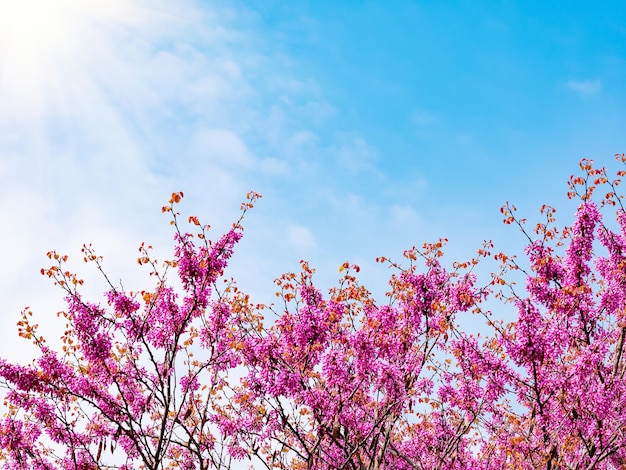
335, 132, 380, 174
565, 79, 602, 96
287, 225, 317, 251
390, 204, 422, 229
410, 108, 442, 139
189, 128, 255, 167
411, 109, 439, 127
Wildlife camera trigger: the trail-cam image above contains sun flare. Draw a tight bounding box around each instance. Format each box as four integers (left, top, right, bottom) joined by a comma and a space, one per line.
0, 0, 84, 109
0, 0, 154, 120
0, 0, 78, 51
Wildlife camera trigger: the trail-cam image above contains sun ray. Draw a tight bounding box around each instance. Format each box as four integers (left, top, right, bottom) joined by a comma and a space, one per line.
1, 1, 80, 115
0, 0, 172, 123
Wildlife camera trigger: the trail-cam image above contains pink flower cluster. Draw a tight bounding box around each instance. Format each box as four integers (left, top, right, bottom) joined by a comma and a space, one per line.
1, 166, 626, 469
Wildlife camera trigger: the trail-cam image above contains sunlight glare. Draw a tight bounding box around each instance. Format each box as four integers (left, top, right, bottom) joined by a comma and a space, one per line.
0, 0, 148, 120
0, 0, 80, 107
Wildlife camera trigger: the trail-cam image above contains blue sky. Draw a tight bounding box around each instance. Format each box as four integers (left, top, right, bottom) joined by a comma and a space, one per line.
1, 0, 625, 359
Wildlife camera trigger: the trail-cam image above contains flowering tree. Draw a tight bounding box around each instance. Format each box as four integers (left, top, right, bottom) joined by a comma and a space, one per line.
0, 192, 261, 469
220, 157, 626, 469
481, 158, 626, 469
1, 158, 626, 469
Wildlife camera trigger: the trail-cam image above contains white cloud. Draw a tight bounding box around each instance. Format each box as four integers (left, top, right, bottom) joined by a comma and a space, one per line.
286, 225, 317, 251
258, 157, 290, 176
280, 129, 319, 157
410, 109, 439, 126
189, 128, 255, 167
299, 100, 336, 121
410, 108, 443, 140
390, 204, 422, 229
565, 79, 602, 96
335, 132, 380, 174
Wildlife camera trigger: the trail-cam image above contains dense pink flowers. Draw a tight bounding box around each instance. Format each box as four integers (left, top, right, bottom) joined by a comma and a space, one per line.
1, 166, 626, 469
